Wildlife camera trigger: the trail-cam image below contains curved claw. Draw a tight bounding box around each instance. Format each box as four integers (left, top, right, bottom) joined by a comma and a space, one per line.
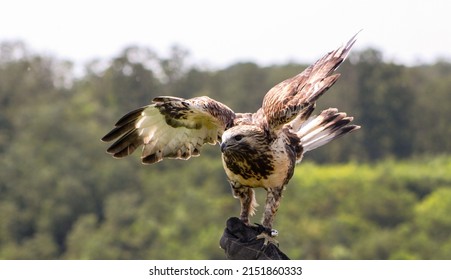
256, 231, 279, 246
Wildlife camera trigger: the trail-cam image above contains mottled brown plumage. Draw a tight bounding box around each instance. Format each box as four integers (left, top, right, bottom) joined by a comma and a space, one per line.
102, 33, 361, 238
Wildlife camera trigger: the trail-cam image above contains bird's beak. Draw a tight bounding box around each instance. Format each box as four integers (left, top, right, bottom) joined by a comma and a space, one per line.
220, 142, 227, 153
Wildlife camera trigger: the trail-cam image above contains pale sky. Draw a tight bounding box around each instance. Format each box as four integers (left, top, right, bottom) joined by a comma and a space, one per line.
1, 0, 451, 68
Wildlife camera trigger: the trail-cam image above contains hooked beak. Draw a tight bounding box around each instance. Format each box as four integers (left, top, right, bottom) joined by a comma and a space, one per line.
220, 142, 227, 153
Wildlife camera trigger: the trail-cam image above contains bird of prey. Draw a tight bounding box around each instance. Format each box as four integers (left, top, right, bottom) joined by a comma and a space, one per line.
102, 34, 360, 243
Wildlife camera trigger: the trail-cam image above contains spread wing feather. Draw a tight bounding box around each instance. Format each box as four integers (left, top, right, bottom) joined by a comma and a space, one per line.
261, 32, 358, 131
296, 108, 360, 158
102, 96, 235, 164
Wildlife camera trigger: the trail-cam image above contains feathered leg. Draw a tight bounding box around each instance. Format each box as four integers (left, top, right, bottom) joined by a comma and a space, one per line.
262, 187, 283, 228
230, 182, 257, 225
258, 187, 284, 245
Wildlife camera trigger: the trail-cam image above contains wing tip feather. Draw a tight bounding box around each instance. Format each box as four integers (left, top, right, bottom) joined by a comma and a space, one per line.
337, 30, 362, 60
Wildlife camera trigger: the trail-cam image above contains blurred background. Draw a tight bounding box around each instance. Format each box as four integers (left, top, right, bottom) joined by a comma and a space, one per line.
0, 0, 450, 259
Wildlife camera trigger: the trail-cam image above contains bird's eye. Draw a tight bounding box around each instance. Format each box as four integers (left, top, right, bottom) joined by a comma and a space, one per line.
234, 135, 243, 141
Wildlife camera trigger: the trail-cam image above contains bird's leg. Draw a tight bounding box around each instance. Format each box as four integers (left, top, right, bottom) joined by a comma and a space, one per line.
230, 183, 257, 225
257, 187, 284, 246
262, 187, 283, 228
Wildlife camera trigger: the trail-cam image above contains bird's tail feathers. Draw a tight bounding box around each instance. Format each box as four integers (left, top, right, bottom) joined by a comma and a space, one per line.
296, 108, 360, 157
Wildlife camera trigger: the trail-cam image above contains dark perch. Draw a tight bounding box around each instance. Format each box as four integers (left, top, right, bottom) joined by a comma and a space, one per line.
220, 217, 290, 260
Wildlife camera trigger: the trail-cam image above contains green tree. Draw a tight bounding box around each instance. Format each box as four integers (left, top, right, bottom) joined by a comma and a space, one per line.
352, 49, 415, 160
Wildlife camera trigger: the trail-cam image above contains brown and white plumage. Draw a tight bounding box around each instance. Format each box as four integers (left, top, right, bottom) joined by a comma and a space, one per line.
102, 33, 360, 235
102, 96, 235, 164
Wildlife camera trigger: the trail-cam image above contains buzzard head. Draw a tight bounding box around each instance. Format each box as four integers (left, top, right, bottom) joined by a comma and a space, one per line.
220, 125, 268, 154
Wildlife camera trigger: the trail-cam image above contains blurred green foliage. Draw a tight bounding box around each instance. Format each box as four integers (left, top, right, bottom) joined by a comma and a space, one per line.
0, 41, 450, 259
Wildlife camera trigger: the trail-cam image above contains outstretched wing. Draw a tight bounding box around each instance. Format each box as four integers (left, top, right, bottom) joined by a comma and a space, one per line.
260, 32, 358, 131
102, 96, 235, 164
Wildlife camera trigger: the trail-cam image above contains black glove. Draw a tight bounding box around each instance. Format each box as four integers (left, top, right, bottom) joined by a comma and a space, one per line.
220, 217, 290, 260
